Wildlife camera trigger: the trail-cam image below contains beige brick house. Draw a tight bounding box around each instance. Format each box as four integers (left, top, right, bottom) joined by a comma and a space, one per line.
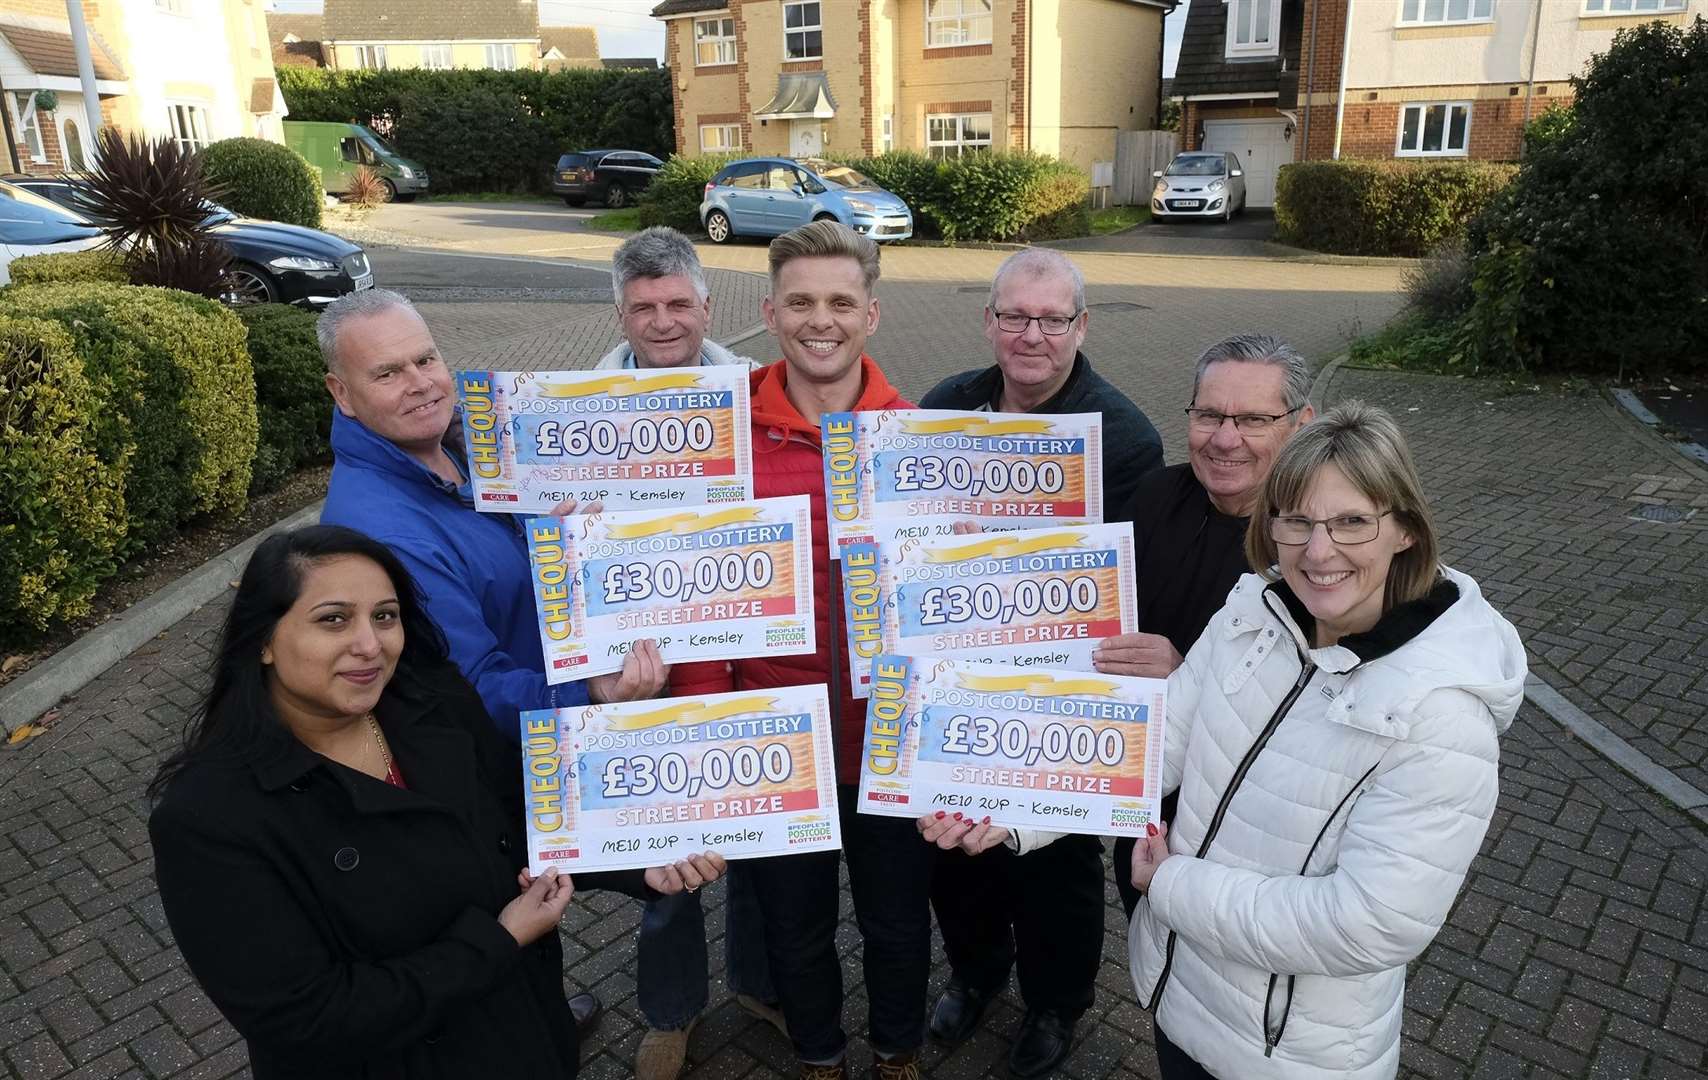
320, 0, 542, 72
651, 0, 1171, 174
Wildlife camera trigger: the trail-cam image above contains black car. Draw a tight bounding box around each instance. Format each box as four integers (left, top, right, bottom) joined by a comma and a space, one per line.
6, 176, 373, 309
550, 149, 663, 209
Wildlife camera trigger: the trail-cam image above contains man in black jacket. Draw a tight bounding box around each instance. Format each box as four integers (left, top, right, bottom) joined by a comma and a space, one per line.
916, 248, 1162, 1079
919, 248, 1163, 514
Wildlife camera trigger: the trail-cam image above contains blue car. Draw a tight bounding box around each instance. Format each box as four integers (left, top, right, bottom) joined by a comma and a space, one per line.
700, 157, 913, 244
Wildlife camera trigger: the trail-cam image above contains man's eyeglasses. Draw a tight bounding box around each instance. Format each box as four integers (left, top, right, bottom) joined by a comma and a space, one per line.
990, 310, 1083, 336
1269, 511, 1392, 546
1184, 406, 1303, 434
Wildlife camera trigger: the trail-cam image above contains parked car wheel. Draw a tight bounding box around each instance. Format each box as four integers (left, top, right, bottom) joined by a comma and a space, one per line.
1222, 199, 1233, 224
223, 262, 278, 306
605, 184, 629, 209
705, 210, 732, 244
564, 196, 586, 207
812, 212, 838, 223
379, 179, 397, 203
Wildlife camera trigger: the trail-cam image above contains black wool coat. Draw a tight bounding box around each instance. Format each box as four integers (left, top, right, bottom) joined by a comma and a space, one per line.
149, 678, 648, 1080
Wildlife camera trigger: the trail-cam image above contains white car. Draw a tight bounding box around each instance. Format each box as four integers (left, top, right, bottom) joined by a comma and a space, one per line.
0, 178, 103, 285
1151, 152, 1247, 223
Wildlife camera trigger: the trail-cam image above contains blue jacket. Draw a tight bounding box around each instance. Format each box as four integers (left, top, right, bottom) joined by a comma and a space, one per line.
321, 411, 587, 739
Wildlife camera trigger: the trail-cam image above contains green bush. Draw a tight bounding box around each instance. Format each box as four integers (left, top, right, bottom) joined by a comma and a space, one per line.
831, 151, 945, 236
1274, 160, 1517, 256
638, 153, 738, 231
0, 316, 128, 639
238, 304, 331, 494
203, 137, 324, 228
0, 283, 257, 552
7, 249, 127, 286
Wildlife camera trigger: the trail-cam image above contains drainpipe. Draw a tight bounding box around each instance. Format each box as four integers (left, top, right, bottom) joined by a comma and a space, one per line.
1301, 0, 1320, 157
1330, 0, 1353, 159
1519, 0, 1544, 140
1026, 0, 1033, 152
64, 0, 105, 158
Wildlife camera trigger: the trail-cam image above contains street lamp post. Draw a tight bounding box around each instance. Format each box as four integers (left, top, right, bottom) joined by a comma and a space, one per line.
64, 0, 105, 161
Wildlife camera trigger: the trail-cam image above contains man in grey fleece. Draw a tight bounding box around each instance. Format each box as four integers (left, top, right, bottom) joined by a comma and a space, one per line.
595, 225, 757, 371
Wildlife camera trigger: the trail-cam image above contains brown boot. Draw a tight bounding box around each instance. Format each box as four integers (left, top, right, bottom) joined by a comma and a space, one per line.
871, 1050, 921, 1080
634, 1015, 699, 1080
799, 1061, 848, 1080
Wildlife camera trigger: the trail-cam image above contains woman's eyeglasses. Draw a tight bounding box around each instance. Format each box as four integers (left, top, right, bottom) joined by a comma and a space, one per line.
1269, 511, 1393, 545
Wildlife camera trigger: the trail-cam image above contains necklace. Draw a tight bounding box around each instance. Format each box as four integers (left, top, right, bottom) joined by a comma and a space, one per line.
365, 714, 396, 782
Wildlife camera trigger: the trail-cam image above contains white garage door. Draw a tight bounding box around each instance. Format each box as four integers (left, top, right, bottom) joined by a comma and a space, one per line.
1202, 119, 1291, 208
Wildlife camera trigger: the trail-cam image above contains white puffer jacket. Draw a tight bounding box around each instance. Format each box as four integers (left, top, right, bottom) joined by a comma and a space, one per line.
1129, 566, 1525, 1080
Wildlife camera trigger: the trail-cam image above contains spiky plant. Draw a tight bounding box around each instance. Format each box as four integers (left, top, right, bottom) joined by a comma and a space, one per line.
343, 164, 389, 210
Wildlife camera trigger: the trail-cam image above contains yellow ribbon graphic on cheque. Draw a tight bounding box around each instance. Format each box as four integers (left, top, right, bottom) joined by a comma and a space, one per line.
607, 696, 781, 731
535, 372, 705, 398
604, 506, 765, 538
956, 673, 1121, 697
900, 416, 1057, 436
923, 531, 1086, 563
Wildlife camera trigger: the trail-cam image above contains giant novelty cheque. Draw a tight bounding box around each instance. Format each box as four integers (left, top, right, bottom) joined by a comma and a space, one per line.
525, 496, 816, 682
457, 367, 753, 514
523, 685, 842, 873
822, 409, 1103, 556
856, 655, 1165, 835
840, 524, 1139, 697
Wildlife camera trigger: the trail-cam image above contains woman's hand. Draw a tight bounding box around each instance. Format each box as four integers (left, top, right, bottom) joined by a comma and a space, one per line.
549, 498, 604, 517
644, 851, 728, 895
499, 867, 575, 945
1093, 633, 1184, 679
588, 639, 669, 703
949, 520, 983, 536
916, 811, 1009, 854
1129, 821, 1173, 894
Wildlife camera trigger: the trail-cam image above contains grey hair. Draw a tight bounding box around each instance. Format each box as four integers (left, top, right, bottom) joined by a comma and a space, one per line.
987, 248, 1086, 314
612, 226, 709, 306
316, 288, 422, 372
1190, 334, 1312, 412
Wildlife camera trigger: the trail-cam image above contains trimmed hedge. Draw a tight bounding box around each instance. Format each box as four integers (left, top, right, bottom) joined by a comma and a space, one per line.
203, 137, 324, 228
238, 304, 331, 494
1274, 160, 1517, 257
0, 316, 128, 636
636, 153, 738, 231
8, 250, 127, 286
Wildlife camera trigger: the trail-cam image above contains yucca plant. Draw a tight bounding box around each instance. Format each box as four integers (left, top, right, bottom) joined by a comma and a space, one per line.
65, 128, 235, 299
343, 164, 389, 210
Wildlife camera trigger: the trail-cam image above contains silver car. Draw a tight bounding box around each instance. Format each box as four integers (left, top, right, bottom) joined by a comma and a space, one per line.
1151, 152, 1246, 223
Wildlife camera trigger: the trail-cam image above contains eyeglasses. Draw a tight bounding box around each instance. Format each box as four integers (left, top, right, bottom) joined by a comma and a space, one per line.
990, 310, 1083, 336
1269, 511, 1393, 546
1184, 406, 1303, 434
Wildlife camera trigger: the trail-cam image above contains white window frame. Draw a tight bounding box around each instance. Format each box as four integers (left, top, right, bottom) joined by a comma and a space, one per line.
1224, 0, 1282, 58
1398, 0, 1494, 26
1581, 0, 1686, 14
882, 112, 894, 152
11, 93, 44, 163
355, 44, 387, 70
925, 0, 993, 48
694, 16, 737, 65
420, 43, 453, 70
699, 123, 741, 152
926, 112, 993, 160
155, 0, 189, 15
167, 102, 212, 154
1395, 101, 1471, 157
485, 43, 517, 70
782, 1, 822, 61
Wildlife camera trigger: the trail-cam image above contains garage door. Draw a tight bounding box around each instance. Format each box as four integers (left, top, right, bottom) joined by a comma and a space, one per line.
1202, 119, 1290, 208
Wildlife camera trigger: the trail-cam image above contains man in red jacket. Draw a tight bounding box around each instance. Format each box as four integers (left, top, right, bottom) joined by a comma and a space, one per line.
669, 220, 927, 1080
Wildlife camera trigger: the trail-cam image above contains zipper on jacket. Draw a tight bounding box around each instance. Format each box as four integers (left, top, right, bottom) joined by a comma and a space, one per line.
1145, 654, 1318, 1013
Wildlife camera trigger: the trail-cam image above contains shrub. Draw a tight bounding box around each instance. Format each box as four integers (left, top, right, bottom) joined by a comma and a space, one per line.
202, 137, 324, 228
1016, 161, 1092, 242
638, 153, 738, 231
344, 164, 388, 208
1402, 239, 1472, 323
831, 151, 946, 236
1348, 311, 1472, 373
0, 316, 128, 639
1522, 104, 1575, 155
0, 282, 257, 551
238, 304, 331, 494
1273, 160, 1517, 256
7, 250, 127, 286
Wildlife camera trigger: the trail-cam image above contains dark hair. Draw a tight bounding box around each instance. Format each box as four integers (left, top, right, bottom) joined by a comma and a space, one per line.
148, 525, 457, 800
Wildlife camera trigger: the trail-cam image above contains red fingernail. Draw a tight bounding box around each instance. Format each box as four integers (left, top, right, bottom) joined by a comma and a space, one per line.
935, 811, 946, 819
1146, 823, 1158, 837
953, 812, 963, 820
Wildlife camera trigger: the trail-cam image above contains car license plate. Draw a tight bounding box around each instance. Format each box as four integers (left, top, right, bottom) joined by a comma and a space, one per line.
354, 273, 374, 291
1174, 200, 1202, 209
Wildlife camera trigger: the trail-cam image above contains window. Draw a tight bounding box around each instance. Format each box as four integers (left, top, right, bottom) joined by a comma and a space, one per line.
783, 2, 821, 61
355, 44, 387, 70
420, 43, 452, 70
11, 94, 44, 162
695, 16, 737, 65
167, 103, 211, 153
340, 136, 378, 166
926, 112, 992, 159
1225, 0, 1280, 57
1582, 0, 1686, 12
1397, 102, 1470, 156
724, 163, 767, 189
764, 165, 801, 191
926, 0, 993, 47
700, 123, 740, 152
62, 117, 85, 170
155, 0, 188, 14
485, 43, 516, 70
1399, 0, 1493, 24
882, 112, 893, 152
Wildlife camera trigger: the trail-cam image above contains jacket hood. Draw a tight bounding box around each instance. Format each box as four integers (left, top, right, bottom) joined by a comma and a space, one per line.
593, 338, 757, 370
329, 410, 452, 494
749, 355, 903, 441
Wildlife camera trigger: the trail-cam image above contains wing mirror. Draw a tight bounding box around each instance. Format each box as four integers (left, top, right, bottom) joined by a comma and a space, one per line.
1152, 170, 1163, 179
1230, 169, 1244, 177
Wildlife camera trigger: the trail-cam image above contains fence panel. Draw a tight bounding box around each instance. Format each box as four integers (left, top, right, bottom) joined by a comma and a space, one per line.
1112, 130, 1180, 206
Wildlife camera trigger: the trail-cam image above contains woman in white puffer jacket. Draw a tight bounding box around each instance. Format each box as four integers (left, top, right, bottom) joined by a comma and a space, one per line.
1126, 402, 1527, 1080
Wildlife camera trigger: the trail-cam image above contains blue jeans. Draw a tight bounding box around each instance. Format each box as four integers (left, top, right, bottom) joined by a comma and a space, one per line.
638, 860, 776, 1030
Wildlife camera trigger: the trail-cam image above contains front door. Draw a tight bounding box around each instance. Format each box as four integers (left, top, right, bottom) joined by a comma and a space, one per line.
789, 119, 822, 157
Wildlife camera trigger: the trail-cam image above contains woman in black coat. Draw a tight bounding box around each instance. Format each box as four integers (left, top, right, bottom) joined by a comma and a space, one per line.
148, 525, 724, 1080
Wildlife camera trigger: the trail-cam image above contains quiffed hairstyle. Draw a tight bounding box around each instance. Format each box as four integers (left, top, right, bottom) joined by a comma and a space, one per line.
767, 219, 880, 294
147, 525, 460, 801
988, 247, 1086, 313
1246, 401, 1442, 611
316, 288, 420, 372
612, 225, 710, 306
1192, 334, 1312, 413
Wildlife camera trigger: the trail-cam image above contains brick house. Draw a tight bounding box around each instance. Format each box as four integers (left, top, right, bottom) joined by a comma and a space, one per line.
320, 0, 542, 72
1173, 0, 1708, 207
650, 0, 1172, 175
539, 25, 600, 71
266, 12, 326, 69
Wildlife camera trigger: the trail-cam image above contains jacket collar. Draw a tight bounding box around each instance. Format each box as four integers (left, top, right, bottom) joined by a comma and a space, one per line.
1267, 577, 1460, 664
595, 338, 754, 370
954, 352, 1091, 414
330, 410, 466, 498
749, 355, 902, 442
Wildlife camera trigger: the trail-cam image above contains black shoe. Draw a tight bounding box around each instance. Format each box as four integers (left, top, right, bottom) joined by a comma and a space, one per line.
928, 978, 995, 1047
1008, 1009, 1075, 1079
569, 991, 603, 1036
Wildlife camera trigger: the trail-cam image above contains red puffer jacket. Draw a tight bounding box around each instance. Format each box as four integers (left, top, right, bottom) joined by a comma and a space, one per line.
669, 356, 911, 783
